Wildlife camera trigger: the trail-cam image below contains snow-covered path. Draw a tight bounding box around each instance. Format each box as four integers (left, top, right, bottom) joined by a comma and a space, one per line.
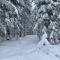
0, 35, 60, 60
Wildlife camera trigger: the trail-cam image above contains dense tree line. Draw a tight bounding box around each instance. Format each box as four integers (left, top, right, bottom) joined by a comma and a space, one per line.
0, 0, 60, 45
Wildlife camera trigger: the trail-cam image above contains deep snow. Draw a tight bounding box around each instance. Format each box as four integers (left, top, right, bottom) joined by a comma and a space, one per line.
0, 34, 60, 60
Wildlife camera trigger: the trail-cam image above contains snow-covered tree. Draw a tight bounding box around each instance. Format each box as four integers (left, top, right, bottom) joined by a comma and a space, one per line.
0, 0, 24, 41
33, 0, 60, 45
0, 0, 33, 41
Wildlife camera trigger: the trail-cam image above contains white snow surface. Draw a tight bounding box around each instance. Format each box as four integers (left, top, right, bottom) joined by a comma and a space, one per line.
0, 34, 60, 60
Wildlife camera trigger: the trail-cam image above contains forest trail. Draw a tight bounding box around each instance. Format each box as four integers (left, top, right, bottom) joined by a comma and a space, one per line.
0, 35, 60, 60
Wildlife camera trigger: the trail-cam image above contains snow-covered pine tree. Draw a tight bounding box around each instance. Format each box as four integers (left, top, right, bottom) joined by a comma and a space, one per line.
33, 0, 60, 45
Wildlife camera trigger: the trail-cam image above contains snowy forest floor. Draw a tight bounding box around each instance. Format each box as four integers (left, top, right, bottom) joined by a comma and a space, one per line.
0, 34, 60, 60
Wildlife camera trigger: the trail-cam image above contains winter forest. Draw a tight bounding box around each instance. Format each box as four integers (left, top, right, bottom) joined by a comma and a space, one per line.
0, 0, 60, 60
